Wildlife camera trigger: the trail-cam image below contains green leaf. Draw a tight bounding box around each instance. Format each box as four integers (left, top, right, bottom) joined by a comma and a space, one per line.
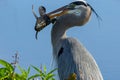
13, 73, 23, 80
43, 65, 47, 74
27, 66, 30, 75
47, 68, 57, 75
46, 68, 57, 79
31, 65, 43, 75
0, 59, 14, 73
46, 74, 55, 79
28, 74, 40, 80
17, 65, 30, 79
0, 67, 9, 76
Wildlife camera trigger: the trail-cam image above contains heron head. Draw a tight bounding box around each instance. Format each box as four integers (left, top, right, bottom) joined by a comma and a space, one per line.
47, 0, 101, 26
47, 0, 92, 27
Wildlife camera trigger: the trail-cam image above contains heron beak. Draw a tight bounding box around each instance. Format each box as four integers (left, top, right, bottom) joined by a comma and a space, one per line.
47, 5, 69, 20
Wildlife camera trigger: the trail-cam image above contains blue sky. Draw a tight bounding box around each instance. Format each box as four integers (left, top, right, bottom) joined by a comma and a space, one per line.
0, 0, 120, 80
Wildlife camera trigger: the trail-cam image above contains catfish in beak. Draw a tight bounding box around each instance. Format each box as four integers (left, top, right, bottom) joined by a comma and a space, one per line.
32, 5, 51, 39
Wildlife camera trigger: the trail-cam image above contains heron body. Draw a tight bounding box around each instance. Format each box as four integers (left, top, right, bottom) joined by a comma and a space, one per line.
32, 0, 103, 80
51, 12, 103, 80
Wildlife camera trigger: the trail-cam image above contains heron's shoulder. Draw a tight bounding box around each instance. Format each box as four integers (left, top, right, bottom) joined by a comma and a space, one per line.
63, 37, 83, 46
62, 37, 87, 53
66, 37, 79, 42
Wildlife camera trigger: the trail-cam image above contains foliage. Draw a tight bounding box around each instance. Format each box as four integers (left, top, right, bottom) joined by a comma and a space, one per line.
0, 59, 30, 80
0, 59, 14, 80
0, 59, 57, 80
0, 53, 56, 80
0, 53, 76, 80
28, 65, 57, 80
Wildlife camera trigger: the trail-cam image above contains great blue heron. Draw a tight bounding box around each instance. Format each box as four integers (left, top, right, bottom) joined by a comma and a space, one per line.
32, 0, 103, 80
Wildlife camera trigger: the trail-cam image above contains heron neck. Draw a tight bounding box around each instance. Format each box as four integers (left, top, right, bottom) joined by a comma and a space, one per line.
51, 22, 68, 48
51, 6, 92, 50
